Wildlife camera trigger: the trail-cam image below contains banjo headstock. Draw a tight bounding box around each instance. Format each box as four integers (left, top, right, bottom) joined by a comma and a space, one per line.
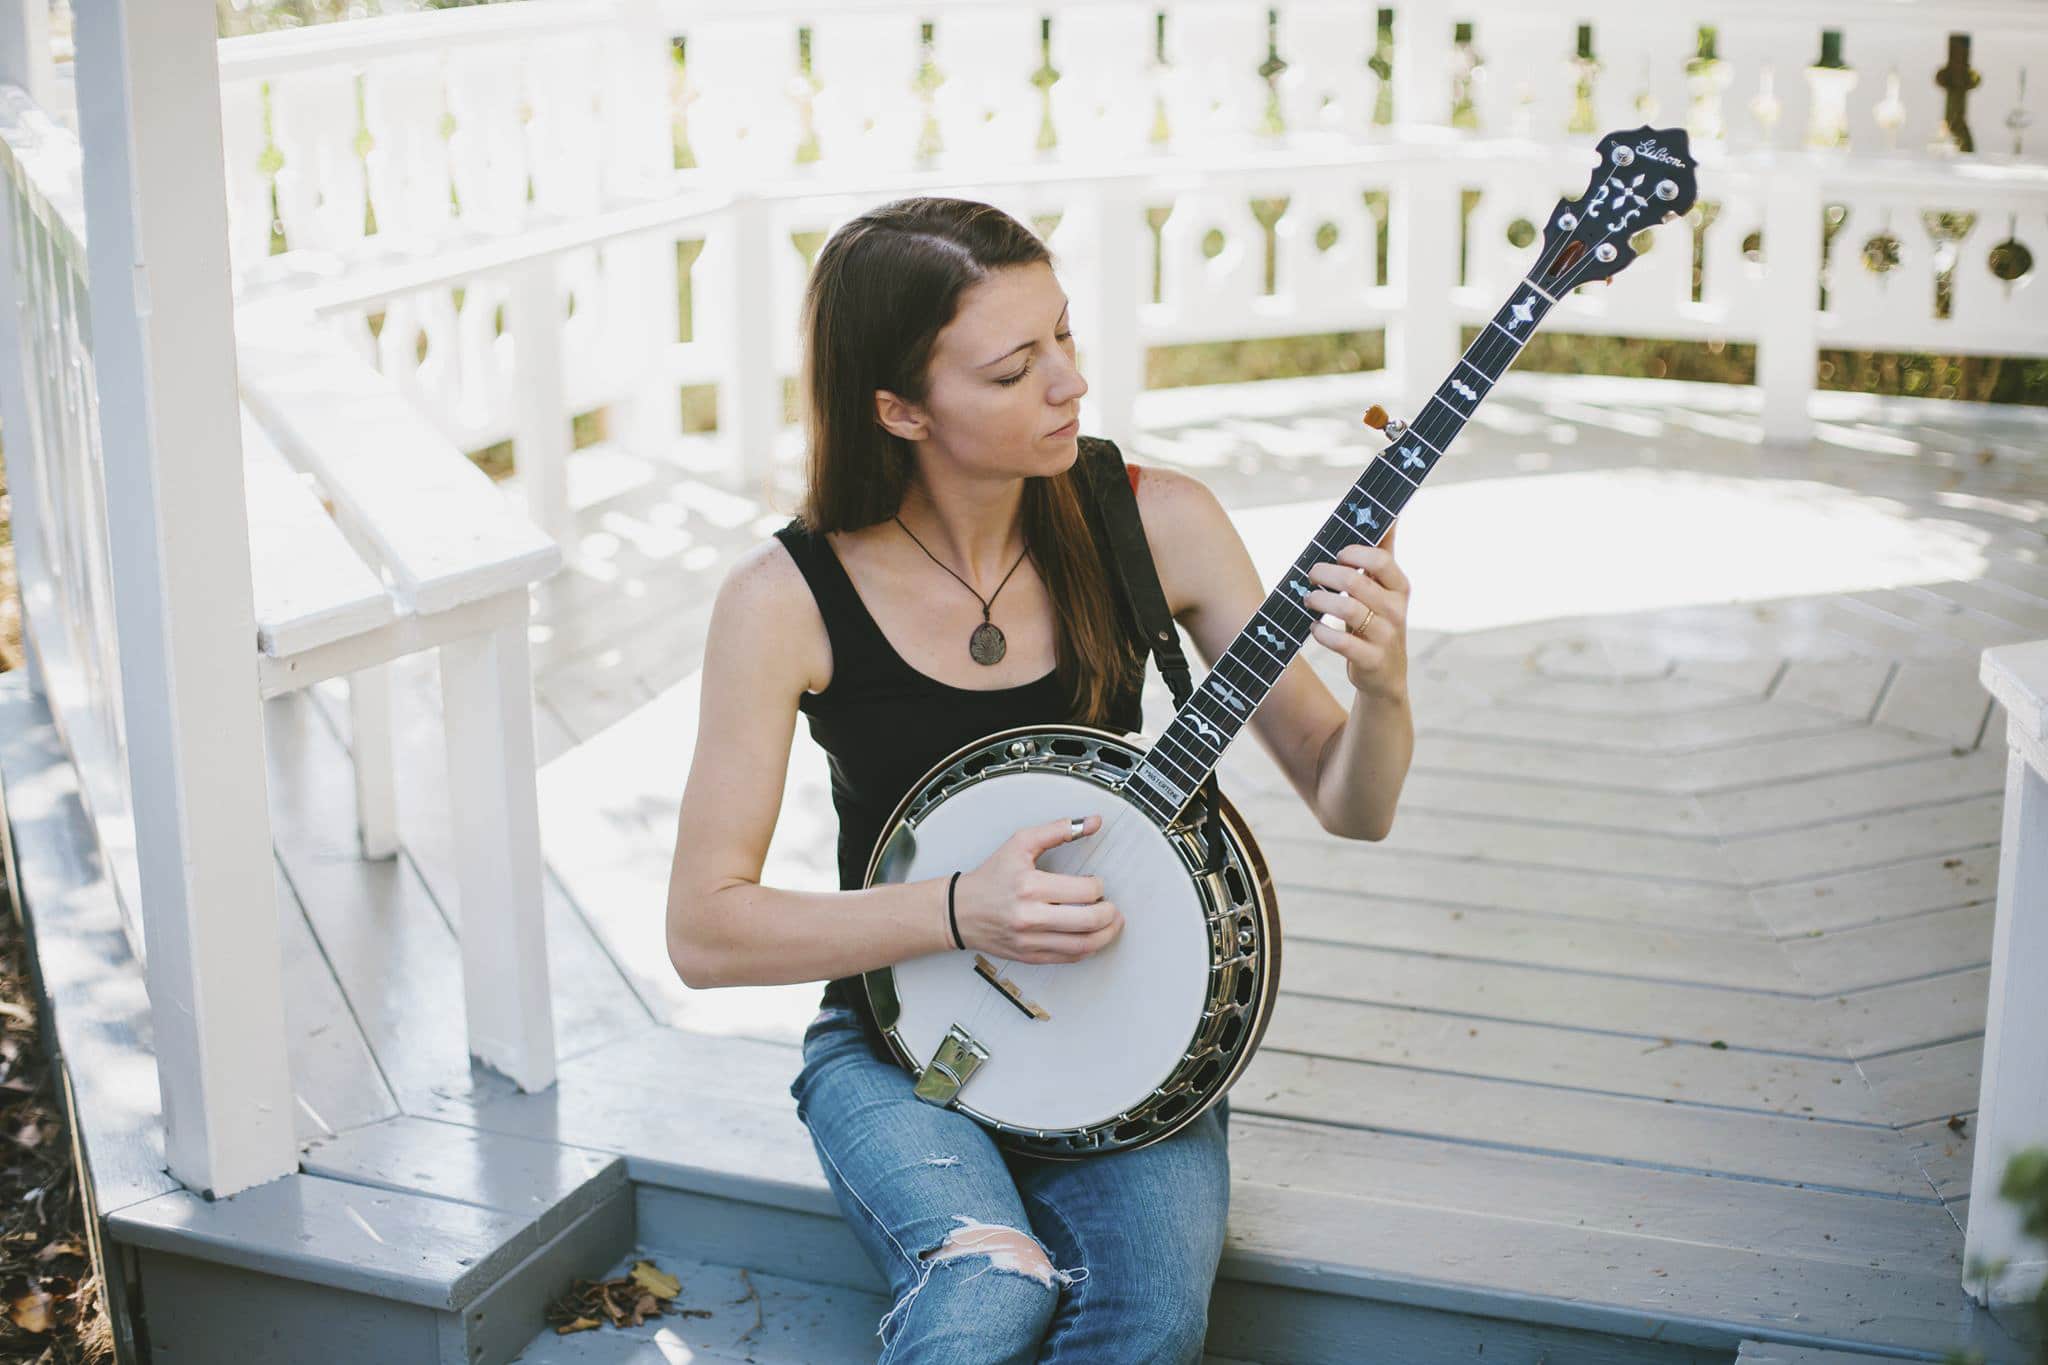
1533, 124, 1698, 294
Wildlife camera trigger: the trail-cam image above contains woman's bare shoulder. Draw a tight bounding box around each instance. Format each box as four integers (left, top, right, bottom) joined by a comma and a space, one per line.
1127, 462, 1242, 624
708, 534, 832, 698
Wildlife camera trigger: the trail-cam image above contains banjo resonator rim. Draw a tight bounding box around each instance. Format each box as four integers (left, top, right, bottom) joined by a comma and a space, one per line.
860, 721, 1280, 1160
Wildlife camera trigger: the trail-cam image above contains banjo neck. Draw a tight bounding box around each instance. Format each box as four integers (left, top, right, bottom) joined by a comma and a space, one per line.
1120, 269, 1570, 827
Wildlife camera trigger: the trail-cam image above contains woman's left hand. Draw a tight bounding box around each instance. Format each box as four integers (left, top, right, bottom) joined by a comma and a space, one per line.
1304, 520, 1410, 704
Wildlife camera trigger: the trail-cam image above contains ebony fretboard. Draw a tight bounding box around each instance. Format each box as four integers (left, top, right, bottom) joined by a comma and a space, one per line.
1122, 272, 1562, 825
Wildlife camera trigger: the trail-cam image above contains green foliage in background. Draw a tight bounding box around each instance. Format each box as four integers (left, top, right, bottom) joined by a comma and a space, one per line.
1945, 1144, 2048, 1365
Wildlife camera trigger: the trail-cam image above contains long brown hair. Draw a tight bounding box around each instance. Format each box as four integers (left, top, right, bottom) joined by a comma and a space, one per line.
793, 196, 1139, 727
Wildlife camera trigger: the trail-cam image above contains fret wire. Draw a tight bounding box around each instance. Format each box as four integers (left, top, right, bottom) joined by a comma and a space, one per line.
1133, 270, 1555, 806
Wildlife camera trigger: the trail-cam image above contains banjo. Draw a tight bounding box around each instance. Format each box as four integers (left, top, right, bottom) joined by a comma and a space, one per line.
861, 125, 1699, 1158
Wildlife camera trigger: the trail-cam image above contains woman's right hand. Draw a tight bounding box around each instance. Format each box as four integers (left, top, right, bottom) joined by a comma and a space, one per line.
949, 814, 1124, 963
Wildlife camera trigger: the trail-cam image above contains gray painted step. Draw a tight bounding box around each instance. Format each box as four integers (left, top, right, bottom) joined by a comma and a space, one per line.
502, 1247, 1263, 1364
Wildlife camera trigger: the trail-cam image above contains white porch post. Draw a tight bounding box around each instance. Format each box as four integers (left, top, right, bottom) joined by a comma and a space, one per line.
71, 0, 295, 1196
1968, 642, 2048, 1310
1757, 158, 1821, 449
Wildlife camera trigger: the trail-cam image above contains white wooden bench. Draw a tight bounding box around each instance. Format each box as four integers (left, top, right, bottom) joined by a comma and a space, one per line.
1969, 640, 2048, 1310
237, 307, 564, 1093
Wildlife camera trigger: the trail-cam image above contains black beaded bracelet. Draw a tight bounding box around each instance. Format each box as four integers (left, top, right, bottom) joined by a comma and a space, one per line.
946, 871, 965, 951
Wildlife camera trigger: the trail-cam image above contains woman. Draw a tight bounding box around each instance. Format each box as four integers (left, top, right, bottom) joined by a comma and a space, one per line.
665, 196, 1414, 1362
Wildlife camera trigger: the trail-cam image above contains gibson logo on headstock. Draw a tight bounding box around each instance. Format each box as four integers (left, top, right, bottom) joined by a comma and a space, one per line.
1633, 139, 1687, 168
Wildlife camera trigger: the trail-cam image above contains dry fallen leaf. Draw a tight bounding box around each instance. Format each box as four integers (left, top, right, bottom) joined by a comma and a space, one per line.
9, 1286, 53, 1332
554, 1315, 600, 1335
34, 1239, 84, 1263
630, 1260, 681, 1301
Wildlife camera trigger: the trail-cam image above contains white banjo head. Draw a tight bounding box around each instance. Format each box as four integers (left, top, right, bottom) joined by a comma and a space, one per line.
873, 766, 1212, 1133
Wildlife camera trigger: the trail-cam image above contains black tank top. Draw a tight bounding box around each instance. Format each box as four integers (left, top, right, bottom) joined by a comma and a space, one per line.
771, 488, 1146, 1044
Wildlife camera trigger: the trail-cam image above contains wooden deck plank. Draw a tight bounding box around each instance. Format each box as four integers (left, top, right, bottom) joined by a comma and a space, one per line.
1874, 658, 1999, 748
1220, 1180, 2028, 1363
1235, 1049, 1934, 1197
1229, 768, 1712, 838
264, 692, 502, 1111
1919, 576, 2048, 639
1748, 847, 1999, 936
1278, 887, 1799, 990
1820, 967, 1990, 1062
1670, 723, 1961, 791
507, 1249, 888, 1364
1902, 1112, 1976, 1201
1224, 1116, 1960, 1279
109, 1171, 539, 1312
299, 1114, 623, 1243
534, 669, 829, 1045
1407, 725, 1950, 796
0, 683, 185, 1218
274, 860, 398, 1146
1259, 810, 1736, 884
1772, 658, 1893, 725
1776, 903, 1994, 997
1857, 1037, 1984, 1130
1277, 942, 1829, 1053
1489, 675, 1766, 717
1667, 656, 1789, 697
1260, 993, 1888, 1123
1417, 698, 1855, 757
1731, 794, 2004, 888
1264, 843, 1764, 934
434, 1026, 2004, 1357
306, 665, 655, 1062
1696, 748, 2004, 839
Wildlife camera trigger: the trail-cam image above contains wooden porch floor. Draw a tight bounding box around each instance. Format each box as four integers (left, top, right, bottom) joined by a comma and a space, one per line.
270, 371, 2047, 1362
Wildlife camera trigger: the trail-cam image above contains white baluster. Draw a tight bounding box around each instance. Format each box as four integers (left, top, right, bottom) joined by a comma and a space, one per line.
269, 65, 367, 254
1276, 178, 1379, 310
1389, 157, 1461, 420
1273, 2, 1378, 145
810, 13, 923, 175
1469, 12, 1573, 140
1757, 162, 1820, 446
524, 33, 606, 219
1387, 2, 1454, 129
362, 53, 454, 249
680, 19, 802, 178
1158, 189, 1265, 338
446, 41, 532, 231
932, 9, 1043, 172
1048, 2, 1155, 164
1161, 1, 1270, 153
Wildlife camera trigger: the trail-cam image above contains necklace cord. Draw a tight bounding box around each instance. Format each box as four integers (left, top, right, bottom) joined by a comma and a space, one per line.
892, 514, 1030, 623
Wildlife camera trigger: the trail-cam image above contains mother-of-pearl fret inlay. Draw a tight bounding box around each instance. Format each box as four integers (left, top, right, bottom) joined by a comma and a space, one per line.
1119, 267, 1562, 826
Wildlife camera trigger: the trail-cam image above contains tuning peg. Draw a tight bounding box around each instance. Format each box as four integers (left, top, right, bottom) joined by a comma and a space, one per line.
1362, 404, 1410, 440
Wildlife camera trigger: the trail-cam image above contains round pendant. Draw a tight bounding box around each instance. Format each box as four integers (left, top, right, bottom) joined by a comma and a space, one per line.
969, 621, 1007, 665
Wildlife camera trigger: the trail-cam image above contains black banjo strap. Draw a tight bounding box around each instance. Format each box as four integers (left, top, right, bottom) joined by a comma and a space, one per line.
1076, 436, 1231, 874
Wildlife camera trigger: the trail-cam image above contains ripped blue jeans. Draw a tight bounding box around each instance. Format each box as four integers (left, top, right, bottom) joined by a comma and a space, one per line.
790, 1003, 1230, 1364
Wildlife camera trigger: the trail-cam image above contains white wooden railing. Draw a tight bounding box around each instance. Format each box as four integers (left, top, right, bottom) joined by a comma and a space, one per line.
1972, 642, 2048, 1311
0, 3, 296, 1199
0, 84, 140, 941
189, 0, 2048, 534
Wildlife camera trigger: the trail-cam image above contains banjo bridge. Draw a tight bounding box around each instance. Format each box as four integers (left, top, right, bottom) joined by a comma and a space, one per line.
973, 954, 1050, 1021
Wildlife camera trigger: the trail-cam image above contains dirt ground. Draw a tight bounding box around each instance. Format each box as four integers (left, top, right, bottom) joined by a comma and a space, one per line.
0, 889, 114, 1363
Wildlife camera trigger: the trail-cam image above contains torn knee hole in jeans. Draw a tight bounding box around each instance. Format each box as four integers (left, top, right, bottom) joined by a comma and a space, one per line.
874, 1217, 1087, 1342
